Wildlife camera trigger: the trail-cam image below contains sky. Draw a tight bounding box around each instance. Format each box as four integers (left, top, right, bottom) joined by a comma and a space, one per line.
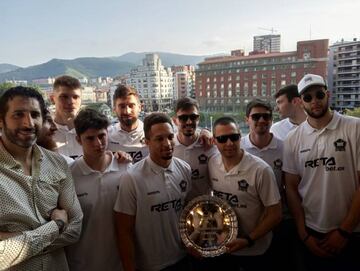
1, 0, 359, 67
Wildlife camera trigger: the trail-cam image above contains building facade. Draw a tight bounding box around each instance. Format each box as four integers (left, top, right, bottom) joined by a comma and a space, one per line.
172, 65, 196, 99
253, 34, 281, 53
329, 38, 360, 110
195, 39, 328, 112
128, 54, 174, 112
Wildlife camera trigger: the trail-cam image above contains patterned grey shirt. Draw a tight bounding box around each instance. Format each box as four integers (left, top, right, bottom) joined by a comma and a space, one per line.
0, 140, 83, 271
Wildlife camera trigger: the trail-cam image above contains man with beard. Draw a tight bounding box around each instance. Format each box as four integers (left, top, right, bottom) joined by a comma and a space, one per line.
51, 75, 83, 159
283, 74, 360, 271
172, 97, 218, 200
207, 116, 281, 271
114, 113, 192, 271
0, 86, 83, 270
66, 109, 130, 271
270, 85, 306, 140
108, 85, 149, 163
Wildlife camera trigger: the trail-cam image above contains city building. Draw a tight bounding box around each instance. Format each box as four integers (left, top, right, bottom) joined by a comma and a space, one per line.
172, 65, 196, 99
253, 34, 281, 53
81, 86, 96, 104
128, 53, 174, 112
195, 39, 328, 112
329, 38, 360, 110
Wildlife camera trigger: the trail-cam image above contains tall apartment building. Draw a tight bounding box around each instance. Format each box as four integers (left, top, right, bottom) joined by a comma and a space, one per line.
128, 54, 173, 112
172, 65, 196, 99
329, 38, 360, 110
253, 34, 281, 53
195, 39, 328, 112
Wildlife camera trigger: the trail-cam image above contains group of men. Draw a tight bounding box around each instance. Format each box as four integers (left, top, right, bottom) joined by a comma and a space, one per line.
0, 72, 359, 271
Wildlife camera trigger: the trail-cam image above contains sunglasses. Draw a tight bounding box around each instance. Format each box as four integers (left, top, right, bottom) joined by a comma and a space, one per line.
177, 114, 200, 122
250, 113, 272, 121
215, 133, 241, 143
302, 91, 326, 103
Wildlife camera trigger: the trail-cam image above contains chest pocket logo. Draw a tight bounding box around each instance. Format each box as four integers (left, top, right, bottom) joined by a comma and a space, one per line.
334, 139, 346, 152
179, 180, 187, 192
198, 154, 208, 164
238, 179, 249, 192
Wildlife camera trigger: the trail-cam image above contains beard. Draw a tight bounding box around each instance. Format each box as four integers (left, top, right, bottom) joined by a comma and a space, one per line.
120, 116, 137, 128
304, 103, 329, 119
2, 125, 38, 148
181, 124, 196, 137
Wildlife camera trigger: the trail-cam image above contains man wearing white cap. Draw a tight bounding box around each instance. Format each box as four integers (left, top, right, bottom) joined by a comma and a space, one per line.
283, 74, 360, 270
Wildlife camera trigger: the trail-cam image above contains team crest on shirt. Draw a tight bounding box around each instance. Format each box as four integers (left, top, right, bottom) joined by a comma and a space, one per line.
273, 159, 283, 170
334, 139, 346, 152
238, 179, 249, 192
198, 154, 208, 164
191, 169, 200, 179
179, 180, 187, 192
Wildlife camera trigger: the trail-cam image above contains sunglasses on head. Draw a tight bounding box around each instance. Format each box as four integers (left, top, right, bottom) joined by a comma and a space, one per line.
302, 90, 326, 103
177, 114, 200, 122
250, 113, 272, 121
215, 133, 241, 143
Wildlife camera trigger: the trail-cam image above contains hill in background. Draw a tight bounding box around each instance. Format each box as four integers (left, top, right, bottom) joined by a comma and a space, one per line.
0, 52, 208, 82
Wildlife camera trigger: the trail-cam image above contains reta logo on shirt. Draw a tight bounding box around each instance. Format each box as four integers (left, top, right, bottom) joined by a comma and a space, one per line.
128, 151, 143, 163
304, 157, 344, 171
151, 198, 182, 212
305, 157, 336, 168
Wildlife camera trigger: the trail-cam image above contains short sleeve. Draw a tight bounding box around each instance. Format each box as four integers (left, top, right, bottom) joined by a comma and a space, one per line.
113, 172, 137, 215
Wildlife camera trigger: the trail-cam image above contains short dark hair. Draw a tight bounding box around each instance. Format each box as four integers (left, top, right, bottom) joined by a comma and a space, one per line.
213, 116, 239, 136
74, 108, 110, 136
274, 84, 299, 101
113, 85, 139, 104
0, 86, 46, 119
144, 113, 173, 139
174, 97, 199, 113
53, 75, 81, 91
245, 99, 273, 117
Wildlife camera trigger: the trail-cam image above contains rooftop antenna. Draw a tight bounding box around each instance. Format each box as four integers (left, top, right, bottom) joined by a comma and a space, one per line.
258, 27, 278, 34
309, 25, 312, 40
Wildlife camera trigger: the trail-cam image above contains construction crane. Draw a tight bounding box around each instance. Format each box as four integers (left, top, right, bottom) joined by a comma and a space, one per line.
258, 27, 278, 34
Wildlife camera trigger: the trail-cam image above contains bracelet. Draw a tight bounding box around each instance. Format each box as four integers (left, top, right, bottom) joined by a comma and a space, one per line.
337, 228, 351, 239
302, 233, 310, 243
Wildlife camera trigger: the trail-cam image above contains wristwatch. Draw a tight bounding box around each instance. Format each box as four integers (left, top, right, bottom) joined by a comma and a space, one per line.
55, 219, 65, 234
244, 234, 255, 247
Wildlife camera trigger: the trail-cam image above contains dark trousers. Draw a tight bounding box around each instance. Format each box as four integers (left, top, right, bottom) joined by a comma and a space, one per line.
265, 218, 299, 271
296, 228, 360, 271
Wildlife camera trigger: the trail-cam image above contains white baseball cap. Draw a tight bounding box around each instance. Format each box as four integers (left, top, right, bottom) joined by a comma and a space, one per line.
298, 74, 327, 95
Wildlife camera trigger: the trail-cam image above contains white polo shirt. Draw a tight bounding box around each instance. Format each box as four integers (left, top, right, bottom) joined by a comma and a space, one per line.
270, 118, 297, 141
66, 153, 130, 271
173, 134, 218, 199
283, 112, 360, 233
114, 156, 191, 271
53, 122, 83, 159
209, 151, 281, 256
240, 134, 283, 189
108, 120, 149, 163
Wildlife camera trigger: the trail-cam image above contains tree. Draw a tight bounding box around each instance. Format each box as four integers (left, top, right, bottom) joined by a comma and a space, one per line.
0, 82, 15, 96
345, 108, 360, 118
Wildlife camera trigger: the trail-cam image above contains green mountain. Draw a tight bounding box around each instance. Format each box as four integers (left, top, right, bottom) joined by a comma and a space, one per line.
0, 52, 209, 82
0, 64, 20, 74
0, 58, 135, 82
